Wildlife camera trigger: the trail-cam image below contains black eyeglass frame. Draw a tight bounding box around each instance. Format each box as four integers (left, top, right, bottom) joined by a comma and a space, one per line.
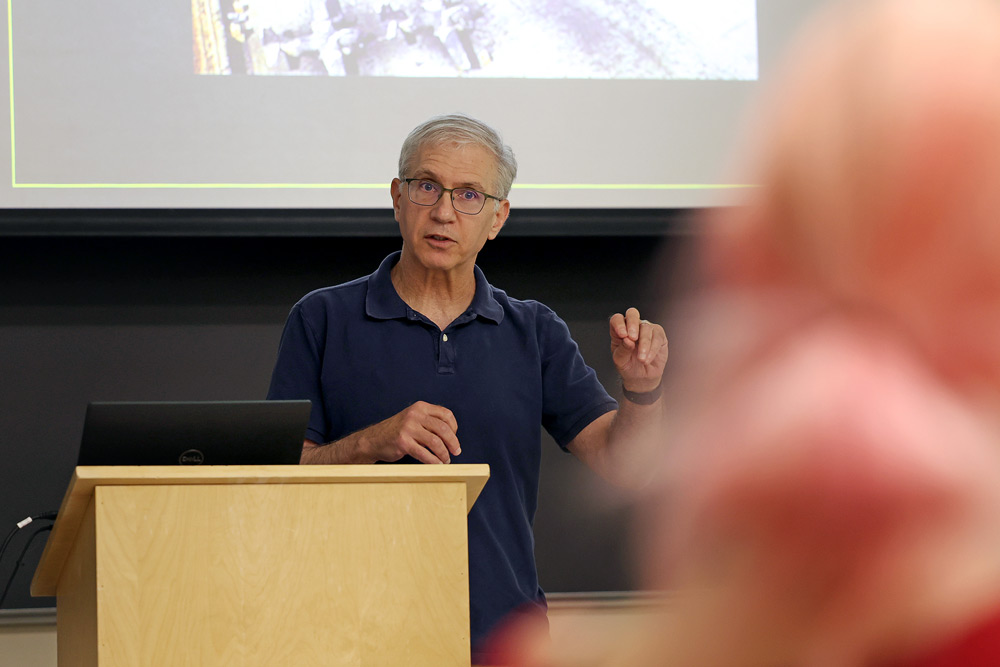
402, 178, 503, 215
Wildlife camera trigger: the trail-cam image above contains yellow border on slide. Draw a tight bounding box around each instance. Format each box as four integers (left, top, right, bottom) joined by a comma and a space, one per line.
6, 0, 752, 193
7, 0, 14, 186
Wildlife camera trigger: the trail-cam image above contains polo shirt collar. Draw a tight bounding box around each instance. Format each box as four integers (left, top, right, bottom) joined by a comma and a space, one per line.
469, 264, 505, 324
365, 251, 504, 324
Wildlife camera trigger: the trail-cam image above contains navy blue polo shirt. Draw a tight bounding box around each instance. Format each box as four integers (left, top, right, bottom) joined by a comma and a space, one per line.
267, 252, 617, 659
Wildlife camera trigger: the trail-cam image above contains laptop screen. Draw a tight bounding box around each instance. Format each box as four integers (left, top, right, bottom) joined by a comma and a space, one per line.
77, 400, 311, 466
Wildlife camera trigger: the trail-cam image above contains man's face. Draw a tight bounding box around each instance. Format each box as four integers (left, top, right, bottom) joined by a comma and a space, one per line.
391, 141, 509, 276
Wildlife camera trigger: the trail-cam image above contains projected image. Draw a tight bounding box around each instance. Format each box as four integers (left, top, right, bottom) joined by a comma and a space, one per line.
192, 0, 757, 79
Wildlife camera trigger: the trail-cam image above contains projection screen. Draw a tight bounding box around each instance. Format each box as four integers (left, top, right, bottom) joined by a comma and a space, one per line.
2, 0, 822, 215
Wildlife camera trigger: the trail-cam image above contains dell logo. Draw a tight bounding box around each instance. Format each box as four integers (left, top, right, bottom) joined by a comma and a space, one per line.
179, 449, 205, 465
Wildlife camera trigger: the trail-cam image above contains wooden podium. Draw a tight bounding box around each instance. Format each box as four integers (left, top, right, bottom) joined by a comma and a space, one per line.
32, 464, 490, 667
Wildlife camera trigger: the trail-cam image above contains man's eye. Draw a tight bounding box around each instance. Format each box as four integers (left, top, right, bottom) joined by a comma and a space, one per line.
457, 189, 481, 201
419, 180, 438, 192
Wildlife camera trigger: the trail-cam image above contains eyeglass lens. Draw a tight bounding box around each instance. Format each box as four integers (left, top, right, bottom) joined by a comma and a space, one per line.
407, 179, 486, 215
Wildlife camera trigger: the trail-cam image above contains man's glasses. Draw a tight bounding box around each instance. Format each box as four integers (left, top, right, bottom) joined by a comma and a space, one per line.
403, 178, 501, 215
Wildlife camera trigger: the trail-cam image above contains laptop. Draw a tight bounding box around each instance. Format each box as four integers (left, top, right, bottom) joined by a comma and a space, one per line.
77, 400, 311, 466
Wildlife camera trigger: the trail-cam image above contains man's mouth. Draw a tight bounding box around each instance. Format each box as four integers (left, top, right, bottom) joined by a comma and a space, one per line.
427, 234, 453, 243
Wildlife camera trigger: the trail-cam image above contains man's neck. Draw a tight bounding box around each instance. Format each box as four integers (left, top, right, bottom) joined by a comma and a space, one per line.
390, 257, 477, 331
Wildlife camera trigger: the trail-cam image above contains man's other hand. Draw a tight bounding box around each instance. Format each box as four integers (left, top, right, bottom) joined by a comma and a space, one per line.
362, 401, 461, 464
609, 307, 668, 393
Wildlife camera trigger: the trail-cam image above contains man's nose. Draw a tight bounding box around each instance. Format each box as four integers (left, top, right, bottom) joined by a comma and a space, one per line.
430, 191, 458, 221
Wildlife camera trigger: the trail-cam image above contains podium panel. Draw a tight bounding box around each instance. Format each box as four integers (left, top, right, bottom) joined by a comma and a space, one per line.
33, 465, 489, 667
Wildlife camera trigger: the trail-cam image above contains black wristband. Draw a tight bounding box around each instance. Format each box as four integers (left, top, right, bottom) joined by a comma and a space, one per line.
621, 381, 662, 405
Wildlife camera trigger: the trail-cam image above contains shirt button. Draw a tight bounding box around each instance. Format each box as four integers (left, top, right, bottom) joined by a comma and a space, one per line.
442, 334, 449, 342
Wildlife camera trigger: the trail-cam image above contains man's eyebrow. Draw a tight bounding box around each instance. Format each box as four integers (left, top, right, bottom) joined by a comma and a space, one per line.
409, 168, 438, 181
410, 169, 489, 193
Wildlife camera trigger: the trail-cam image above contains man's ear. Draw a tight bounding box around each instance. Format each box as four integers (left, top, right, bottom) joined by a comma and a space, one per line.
390, 178, 403, 221
488, 199, 510, 240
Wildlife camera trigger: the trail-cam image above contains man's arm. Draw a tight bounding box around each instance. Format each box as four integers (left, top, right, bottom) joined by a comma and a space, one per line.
567, 308, 668, 488
299, 400, 462, 465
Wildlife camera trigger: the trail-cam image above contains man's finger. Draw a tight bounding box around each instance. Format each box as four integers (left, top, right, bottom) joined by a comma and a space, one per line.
426, 416, 462, 456
637, 321, 654, 362
609, 312, 628, 340
424, 403, 459, 435
626, 307, 641, 340
420, 432, 453, 463
653, 327, 669, 365
612, 341, 635, 369
423, 404, 461, 455
407, 438, 449, 465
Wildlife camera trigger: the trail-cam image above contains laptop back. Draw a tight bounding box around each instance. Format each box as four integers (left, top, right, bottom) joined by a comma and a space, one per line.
77, 400, 311, 466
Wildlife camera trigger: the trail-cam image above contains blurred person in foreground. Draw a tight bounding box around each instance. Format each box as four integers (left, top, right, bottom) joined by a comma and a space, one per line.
490, 0, 1000, 664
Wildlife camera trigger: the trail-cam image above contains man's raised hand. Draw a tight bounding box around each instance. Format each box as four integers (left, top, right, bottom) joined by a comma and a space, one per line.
609, 307, 668, 394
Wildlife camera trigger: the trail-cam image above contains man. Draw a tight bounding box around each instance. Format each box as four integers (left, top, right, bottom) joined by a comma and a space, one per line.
267, 112, 668, 661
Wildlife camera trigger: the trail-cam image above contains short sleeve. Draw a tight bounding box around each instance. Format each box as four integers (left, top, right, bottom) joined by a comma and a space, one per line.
266, 301, 329, 444
537, 306, 618, 449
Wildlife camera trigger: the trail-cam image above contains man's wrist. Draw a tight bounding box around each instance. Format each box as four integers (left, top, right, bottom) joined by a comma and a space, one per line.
353, 431, 379, 464
621, 380, 663, 405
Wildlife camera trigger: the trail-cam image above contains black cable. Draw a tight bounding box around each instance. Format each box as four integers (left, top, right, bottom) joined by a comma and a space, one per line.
1, 513, 55, 565
0, 512, 58, 608
0, 523, 54, 608
0, 528, 20, 568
